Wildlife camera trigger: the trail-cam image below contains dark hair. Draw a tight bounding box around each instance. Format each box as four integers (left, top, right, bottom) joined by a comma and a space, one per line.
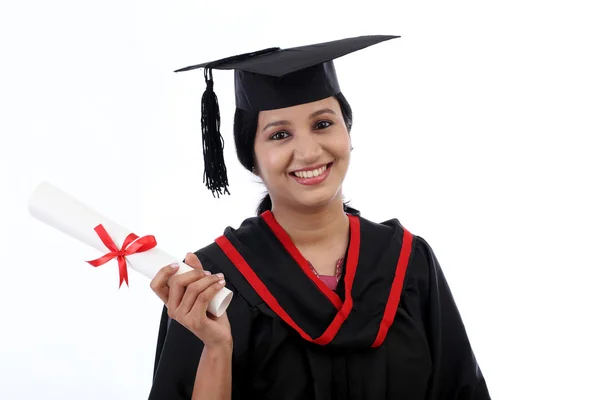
233, 93, 354, 215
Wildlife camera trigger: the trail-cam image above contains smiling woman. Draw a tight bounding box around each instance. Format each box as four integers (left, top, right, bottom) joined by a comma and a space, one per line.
148, 35, 491, 400
233, 92, 354, 215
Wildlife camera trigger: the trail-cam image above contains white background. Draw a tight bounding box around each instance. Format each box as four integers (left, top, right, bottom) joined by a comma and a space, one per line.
1, 0, 599, 399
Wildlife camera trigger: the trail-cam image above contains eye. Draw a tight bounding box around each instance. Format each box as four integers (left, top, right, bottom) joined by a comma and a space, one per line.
314, 120, 333, 130
269, 131, 290, 140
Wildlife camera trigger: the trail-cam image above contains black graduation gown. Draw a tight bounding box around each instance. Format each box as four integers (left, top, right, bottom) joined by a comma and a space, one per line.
149, 211, 490, 399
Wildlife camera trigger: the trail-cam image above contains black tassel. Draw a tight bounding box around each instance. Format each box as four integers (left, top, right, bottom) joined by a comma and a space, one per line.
175, 47, 281, 197
201, 67, 230, 197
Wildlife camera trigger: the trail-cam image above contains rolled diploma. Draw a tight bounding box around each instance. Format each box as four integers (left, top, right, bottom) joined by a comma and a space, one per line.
27, 181, 233, 317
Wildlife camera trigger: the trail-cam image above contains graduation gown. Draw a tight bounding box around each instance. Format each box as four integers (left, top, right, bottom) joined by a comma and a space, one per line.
149, 211, 490, 399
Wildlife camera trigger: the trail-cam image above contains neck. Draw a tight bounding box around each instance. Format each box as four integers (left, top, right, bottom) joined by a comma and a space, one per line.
270, 195, 349, 248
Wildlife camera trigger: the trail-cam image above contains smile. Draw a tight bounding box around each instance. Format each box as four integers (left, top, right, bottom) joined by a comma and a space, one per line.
289, 162, 333, 186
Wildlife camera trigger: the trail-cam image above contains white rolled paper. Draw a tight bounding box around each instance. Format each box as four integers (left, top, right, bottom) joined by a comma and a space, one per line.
27, 181, 233, 317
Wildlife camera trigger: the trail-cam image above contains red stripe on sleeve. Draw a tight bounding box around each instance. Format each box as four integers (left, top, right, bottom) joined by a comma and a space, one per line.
371, 228, 413, 348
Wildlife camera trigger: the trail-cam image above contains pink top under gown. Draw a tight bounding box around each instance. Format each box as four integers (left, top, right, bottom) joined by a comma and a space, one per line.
309, 258, 344, 290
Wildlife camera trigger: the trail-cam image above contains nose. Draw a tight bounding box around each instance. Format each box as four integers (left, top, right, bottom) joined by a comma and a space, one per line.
294, 133, 323, 163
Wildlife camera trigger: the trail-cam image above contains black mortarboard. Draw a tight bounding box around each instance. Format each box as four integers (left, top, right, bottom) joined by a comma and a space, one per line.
174, 35, 400, 196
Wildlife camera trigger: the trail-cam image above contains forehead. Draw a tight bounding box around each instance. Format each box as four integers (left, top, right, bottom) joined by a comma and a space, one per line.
257, 96, 340, 124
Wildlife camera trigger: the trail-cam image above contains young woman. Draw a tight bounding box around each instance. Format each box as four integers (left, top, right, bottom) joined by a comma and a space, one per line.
148, 35, 491, 399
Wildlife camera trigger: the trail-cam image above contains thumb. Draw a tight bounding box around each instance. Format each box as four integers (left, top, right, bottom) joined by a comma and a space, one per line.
184, 252, 204, 270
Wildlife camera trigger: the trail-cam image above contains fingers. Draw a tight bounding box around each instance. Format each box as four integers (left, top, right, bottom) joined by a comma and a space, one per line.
176, 273, 225, 316
184, 252, 203, 270
150, 263, 180, 303
190, 275, 226, 316
166, 269, 208, 314
151, 252, 226, 323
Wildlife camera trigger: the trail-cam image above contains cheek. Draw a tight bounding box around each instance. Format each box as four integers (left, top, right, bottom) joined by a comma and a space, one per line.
255, 146, 291, 180
328, 132, 352, 158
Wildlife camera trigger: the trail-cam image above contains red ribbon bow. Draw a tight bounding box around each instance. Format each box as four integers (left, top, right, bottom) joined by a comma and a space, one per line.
86, 224, 157, 287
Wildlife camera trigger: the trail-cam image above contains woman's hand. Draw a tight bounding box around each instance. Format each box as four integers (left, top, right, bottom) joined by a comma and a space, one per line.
150, 253, 232, 348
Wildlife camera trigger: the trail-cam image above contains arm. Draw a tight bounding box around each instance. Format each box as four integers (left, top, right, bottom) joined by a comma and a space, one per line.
150, 308, 237, 400
149, 253, 238, 399
192, 344, 233, 400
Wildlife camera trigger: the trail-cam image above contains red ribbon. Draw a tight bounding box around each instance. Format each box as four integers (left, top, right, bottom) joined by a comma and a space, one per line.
86, 224, 157, 287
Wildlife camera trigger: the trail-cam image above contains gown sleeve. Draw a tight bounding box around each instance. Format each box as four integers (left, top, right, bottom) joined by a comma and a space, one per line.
415, 237, 492, 399
147, 255, 256, 399
148, 305, 203, 399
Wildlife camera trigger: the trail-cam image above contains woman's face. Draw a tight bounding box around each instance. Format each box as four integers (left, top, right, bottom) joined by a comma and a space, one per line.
254, 96, 351, 210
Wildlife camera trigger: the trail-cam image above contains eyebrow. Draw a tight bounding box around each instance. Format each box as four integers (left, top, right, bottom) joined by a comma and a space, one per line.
261, 108, 337, 132
309, 108, 337, 119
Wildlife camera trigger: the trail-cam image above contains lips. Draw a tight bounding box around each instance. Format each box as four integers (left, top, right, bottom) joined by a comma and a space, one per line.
289, 162, 333, 186
291, 164, 329, 179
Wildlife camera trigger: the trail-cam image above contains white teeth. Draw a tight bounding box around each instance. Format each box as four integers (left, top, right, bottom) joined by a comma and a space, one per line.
293, 165, 327, 179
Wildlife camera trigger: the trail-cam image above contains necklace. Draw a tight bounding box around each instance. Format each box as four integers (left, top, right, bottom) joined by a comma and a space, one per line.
307, 258, 344, 282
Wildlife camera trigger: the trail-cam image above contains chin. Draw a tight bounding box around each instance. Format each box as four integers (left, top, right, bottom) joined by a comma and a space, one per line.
289, 184, 343, 210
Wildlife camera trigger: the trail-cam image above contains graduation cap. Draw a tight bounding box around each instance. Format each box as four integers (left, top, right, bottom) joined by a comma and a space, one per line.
174, 34, 400, 196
